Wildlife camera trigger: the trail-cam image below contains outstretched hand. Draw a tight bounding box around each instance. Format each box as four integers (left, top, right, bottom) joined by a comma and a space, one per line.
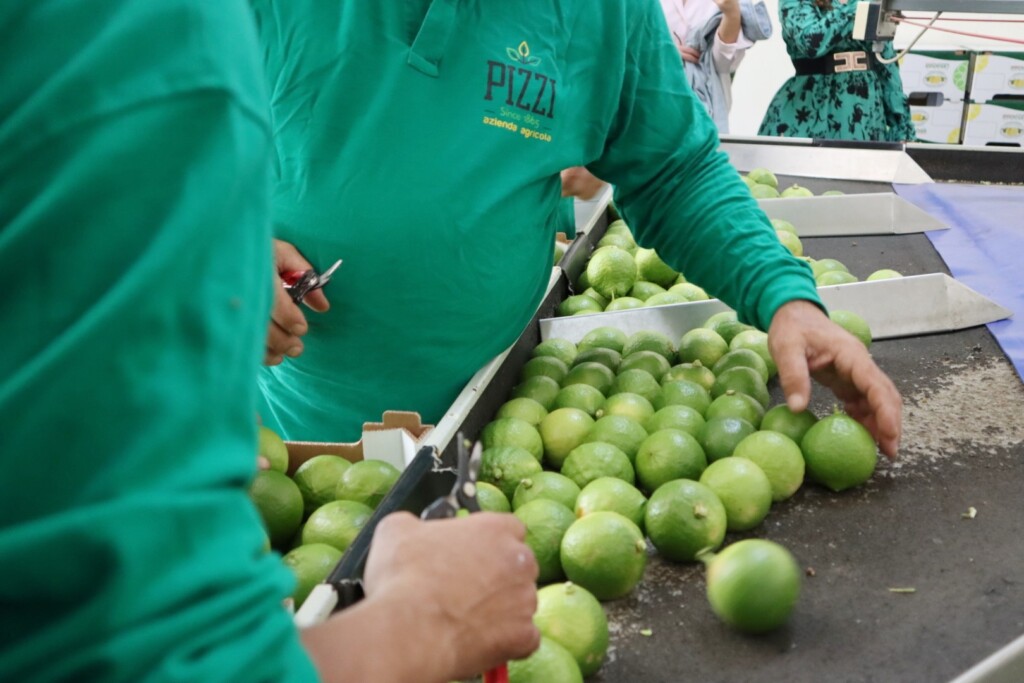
768, 300, 902, 459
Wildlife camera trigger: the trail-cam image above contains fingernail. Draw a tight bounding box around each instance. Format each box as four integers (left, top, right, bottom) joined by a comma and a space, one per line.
285, 346, 302, 358
787, 393, 805, 410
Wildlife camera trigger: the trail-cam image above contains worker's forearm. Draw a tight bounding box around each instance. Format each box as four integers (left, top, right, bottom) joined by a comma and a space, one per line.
717, 10, 742, 45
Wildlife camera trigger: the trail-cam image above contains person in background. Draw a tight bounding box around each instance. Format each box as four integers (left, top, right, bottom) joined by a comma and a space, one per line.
0, 2, 538, 682
759, 0, 916, 141
660, 0, 773, 132
257, 1, 902, 462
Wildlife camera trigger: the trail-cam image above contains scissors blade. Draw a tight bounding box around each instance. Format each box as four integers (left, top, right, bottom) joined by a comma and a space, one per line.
466, 441, 483, 484
318, 259, 343, 285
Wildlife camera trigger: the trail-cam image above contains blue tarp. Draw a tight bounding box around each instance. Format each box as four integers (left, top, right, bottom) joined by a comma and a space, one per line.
895, 183, 1024, 381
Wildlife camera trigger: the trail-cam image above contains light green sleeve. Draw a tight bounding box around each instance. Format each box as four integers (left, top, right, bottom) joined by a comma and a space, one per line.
588, 0, 822, 330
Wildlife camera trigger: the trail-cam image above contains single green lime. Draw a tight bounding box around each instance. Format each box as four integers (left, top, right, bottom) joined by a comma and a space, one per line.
249, 470, 304, 548
508, 637, 583, 683
829, 309, 873, 348
728, 329, 776, 378
761, 404, 818, 445
816, 270, 858, 286
482, 417, 544, 462
713, 348, 770, 384
521, 355, 570, 384
629, 280, 668, 302
810, 258, 849, 279
511, 375, 561, 411
497, 397, 550, 427
587, 246, 638, 299
559, 294, 604, 317
560, 512, 647, 600
711, 366, 771, 409
644, 404, 706, 439
282, 543, 343, 608
698, 457, 773, 531
513, 471, 582, 512
561, 442, 635, 489
300, 499, 373, 553
292, 455, 352, 516
733, 430, 805, 501
571, 346, 621, 372
561, 362, 616, 395
600, 392, 656, 426
539, 408, 597, 469
516, 499, 577, 584
679, 328, 729, 368
621, 330, 677, 363
257, 425, 290, 473
635, 429, 708, 493
532, 337, 578, 367
644, 292, 689, 307
480, 446, 545, 500
604, 297, 646, 312
552, 383, 606, 418
644, 479, 727, 562
866, 268, 902, 281
582, 415, 649, 463
704, 539, 800, 634
609, 369, 661, 405
654, 379, 712, 415
574, 477, 647, 531
800, 411, 878, 492
705, 390, 765, 428
618, 350, 671, 381
635, 248, 679, 288
534, 582, 609, 677
476, 481, 512, 513
334, 459, 401, 510
699, 416, 758, 462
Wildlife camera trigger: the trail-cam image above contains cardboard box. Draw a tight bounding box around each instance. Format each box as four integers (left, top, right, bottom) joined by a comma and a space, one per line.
969, 52, 1024, 103
910, 99, 965, 144
285, 410, 433, 473
962, 100, 1024, 147
900, 50, 971, 102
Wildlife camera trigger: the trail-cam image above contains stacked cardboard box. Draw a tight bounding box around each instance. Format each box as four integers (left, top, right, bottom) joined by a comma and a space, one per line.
900, 50, 971, 144
963, 51, 1024, 147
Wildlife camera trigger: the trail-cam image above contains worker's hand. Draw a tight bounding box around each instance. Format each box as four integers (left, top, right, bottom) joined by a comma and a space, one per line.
265, 239, 330, 365
363, 512, 541, 680
560, 166, 607, 200
768, 300, 902, 459
680, 46, 702, 64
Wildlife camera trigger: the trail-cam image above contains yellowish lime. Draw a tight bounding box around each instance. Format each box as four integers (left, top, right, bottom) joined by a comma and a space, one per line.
534, 582, 609, 677
560, 512, 647, 600
282, 543, 342, 608
552, 384, 606, 418
516, 499, 577, 584
662, 361, 716, 392
539, 408, 596, 469
622, 330, 677, 363
604, 297, 645, 311
561, 362, 616, 395
509, 637, 583, 683
600, 392, 656, 425
679, 328, 729, 368
618, 350, 671, 381
292, 454, 352, 516
732, 430, 805, 501
653, 379, 712, 415
497, 397, 549, 427
571, 346, 621, 373
609, 368, 661, 405
587, 246, 637, 299
575, 477, 647, 531
521, 355, 570, 384
634, 248, 678, 288
582, 415, 649, 463
513, 471, 582, 512
698, 457, 773, 531
482, 417, 544, 462
257, 425, 289, 473
300, 499, 373, 553
532, 338, 578, 367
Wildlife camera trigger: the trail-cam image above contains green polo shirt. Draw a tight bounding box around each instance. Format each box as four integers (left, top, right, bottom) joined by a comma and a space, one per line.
253, 0, 821, 443
0, 1, 316, 681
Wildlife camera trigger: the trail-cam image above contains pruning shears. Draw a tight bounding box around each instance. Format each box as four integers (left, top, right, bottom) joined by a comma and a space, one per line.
420, 437, 508, 683
281, 258, 342, 305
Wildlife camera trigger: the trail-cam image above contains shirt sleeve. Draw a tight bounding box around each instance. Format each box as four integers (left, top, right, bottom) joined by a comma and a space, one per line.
587, 0, 821, 331
710, 26, 751, 76
779, 0, 858, 59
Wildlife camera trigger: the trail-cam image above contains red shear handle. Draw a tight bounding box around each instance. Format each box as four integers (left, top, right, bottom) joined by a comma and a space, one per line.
280, 269, 308, 287
484, 664, 509, 683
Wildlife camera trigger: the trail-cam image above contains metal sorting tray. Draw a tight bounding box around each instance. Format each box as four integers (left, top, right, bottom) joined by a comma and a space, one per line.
758, 192, 947, 236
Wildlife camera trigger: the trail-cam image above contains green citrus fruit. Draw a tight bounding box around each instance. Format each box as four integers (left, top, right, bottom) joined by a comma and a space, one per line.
292, 454, 352, 516
751, 183, 780, 199
621, 330, 677, 363
587, 246, 637, 299
249, 470, 305, 548
733, 430, 805, 501
513, 471, 582, 512
644, 479, 727, 562
635, 429, 708, 493
712, 348, 770, 384
552, 384, 606, 418
705, 390, 765, 428
577, 326, 628, 355
645, 292, 689, 307
509, 637, 583, 683
282, 543, 342, 608
711, 366, 771, 409
728, 329, 776, 378
634, 248, 678, 288
781, 184, 814, 198
663, 361, 716, 392
652, 379, 712, 415
300, 499, 373, 552
521, 355, 570, 384
867, 268, 902, 281
609, 369, 661, 405
816, 270, 858, 286
560, 512, 647, 600
811, 258, 849, 279
771, 218, 797, 234
630, 280, 668, 302
257, 425, 289, 473
476, 481, 512, 513
511, 375, 561, 410
574, 477, 647, 531
516, 499, 577, 584
561, 442, 635, 489
748, 167, 778, 188
699, 416, 758, 462
761, 404, 818, 445
714, 319, 756, 345
704, 539, 801, 633
600, 392, 655, 425
482, 417, 544, 462
604, 296, 645, 312
776, 230, 804, 257
582, 415, 649, 463
581, 287, 610, 308
698, 457, 773, 531
559, 294, 604, 317
678, 328, 729, 368
532, 338, 578, 367
644, 404, 706, 439
334, 459, 401, 510
800, 411, 878, 492
534, 582, 609, 677
497, 397, 549, 427
561, 362, 616, 395
539, 408, 596, 469
669, 282, 710, 301
481, 446, 545, 500
618, 350, 671, 381
829, 309, 872, 348
571, 346, 621, 372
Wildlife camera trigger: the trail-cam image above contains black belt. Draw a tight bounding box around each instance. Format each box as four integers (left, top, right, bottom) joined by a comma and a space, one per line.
793, 51, 875, 76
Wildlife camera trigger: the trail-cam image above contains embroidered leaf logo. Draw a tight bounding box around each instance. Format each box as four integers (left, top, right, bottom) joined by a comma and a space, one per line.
507, 41, 542, 67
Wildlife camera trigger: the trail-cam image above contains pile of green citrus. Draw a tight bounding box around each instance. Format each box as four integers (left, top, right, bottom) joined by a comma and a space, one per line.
248, 425, 402, 609
556, 214, 904, 317
486, 315, 884, 675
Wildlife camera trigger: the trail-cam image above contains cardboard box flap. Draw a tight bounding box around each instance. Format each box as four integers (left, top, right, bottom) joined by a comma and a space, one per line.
286, 411, 433, 473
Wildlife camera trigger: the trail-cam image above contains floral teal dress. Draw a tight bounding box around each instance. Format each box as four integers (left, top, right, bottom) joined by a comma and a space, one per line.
759, 0, 915, 141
